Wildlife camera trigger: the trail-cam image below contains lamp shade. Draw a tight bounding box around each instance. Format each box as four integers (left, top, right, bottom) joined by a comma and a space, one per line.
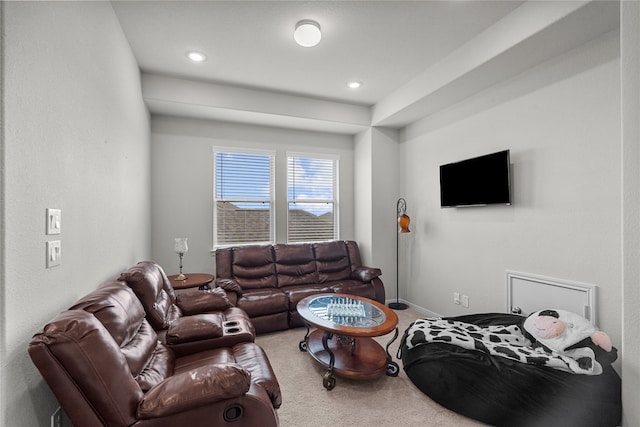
398, 214, 411, 233
294, 20, 322, 47
174, 237, 188, 254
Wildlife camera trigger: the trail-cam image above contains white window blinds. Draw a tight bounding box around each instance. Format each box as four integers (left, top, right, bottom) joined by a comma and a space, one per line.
287, 154, 338, 242
214, 150, 275, 246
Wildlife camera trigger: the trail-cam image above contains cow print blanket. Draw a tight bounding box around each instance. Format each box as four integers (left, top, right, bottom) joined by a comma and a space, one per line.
405, 318, 603, 375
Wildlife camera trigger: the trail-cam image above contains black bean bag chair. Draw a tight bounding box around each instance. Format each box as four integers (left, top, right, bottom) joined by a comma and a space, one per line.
399, 313, 621, 427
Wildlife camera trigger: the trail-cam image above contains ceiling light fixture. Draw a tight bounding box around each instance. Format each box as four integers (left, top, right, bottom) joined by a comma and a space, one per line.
347, 81, 362, 89
294, 20, 322, 47
187, 51, 207, 62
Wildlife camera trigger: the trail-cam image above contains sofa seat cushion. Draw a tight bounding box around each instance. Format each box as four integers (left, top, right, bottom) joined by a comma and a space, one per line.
136, 341, 175, 392
173, 342, 282, 409
138, 363, 251, 419
237, 290, 288, 318
232, 342, 282, 409
166, 313, 224, 345
328, 281, 377, 301
284, 285, 333, 309
250, 313, 290, 335
174, 347, 235, 371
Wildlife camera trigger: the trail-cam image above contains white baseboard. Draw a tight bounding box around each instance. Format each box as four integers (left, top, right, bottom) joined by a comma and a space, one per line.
385, 299, 441, 318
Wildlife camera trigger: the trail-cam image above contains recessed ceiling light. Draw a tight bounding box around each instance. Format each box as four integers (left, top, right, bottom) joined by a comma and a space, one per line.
187, 51, 207, 62
294, 20, 322, 47
347, 81, 362, 89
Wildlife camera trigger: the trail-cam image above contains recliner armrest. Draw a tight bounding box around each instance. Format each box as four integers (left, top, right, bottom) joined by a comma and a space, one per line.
175, 288, 232, 315
352, 266, 382, 282
216, 279, 242, 305
216, 278, 243, 296
137, 363, 251, 419
166, 314, 224, 345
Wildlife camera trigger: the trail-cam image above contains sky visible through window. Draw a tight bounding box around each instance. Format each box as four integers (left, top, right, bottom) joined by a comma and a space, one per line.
215, 153, 334, 216
288, 156, 334, 216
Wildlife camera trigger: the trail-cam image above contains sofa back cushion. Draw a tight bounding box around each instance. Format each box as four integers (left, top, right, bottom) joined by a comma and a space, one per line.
216, 240, 367, 290
274, 243, 318, 287
226, 245, 277, 290
68, 281, 171, 388
29, 310, 144, 427
345, 240, 363, 269
69, 281, 146, 343
119, 261, 178, 330
314, 241, 352, 283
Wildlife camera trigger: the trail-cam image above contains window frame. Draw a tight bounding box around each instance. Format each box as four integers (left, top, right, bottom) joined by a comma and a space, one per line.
286, 151, 339, 243
212, 147, 276, 248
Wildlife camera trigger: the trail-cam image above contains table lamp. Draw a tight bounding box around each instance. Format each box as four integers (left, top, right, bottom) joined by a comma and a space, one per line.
174, 237, 188, 280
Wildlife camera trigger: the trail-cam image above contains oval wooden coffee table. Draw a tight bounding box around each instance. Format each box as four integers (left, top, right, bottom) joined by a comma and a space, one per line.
297, 293, 400, 390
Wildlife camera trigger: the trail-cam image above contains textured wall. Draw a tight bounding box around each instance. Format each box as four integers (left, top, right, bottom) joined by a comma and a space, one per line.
2, 2, 150, 426
621, 3, 640, 426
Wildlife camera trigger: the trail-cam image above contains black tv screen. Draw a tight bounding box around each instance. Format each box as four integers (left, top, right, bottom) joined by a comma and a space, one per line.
440, 150, 512, 207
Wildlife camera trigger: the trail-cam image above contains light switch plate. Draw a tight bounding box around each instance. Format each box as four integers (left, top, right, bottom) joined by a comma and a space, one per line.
46, 240, 61, 268
46, 209, 61, 235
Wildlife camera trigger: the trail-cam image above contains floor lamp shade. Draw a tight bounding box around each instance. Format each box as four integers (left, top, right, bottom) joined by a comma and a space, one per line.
390, 198, 410, 310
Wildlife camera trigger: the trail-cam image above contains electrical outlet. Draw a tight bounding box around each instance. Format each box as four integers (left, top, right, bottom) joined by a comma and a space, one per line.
461, 294, 469, 308
453, 292, 460, 305
51, 406, 63, 427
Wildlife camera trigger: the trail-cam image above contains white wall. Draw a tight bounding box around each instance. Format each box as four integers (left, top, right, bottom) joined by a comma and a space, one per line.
370, 128, 400, 298
353, 129, 374, 259
400, 30, 622, 347
2, 2, 151, 426
621, 2, 640, 426
150, 116, 354, 274
353, 128, 400, 300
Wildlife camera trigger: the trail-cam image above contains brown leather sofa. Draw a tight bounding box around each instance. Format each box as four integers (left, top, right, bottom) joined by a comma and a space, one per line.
216, 240, 385, 334
28, 280, 282, 427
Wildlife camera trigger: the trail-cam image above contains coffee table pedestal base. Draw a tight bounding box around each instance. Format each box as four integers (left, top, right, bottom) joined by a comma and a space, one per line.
304, 329, 391, 389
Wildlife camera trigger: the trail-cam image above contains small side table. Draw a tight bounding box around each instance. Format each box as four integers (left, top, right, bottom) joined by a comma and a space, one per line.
168, 273, 215, 290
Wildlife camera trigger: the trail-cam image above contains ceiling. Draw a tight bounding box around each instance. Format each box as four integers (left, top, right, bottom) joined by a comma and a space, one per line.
111, 1, 620, 134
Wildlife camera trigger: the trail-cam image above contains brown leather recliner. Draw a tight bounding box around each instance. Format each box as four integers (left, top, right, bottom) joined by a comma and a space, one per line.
119, 261, 255, 356
29, 281, 281, 427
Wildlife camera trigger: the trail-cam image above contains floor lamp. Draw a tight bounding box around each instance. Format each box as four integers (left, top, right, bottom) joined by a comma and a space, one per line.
389, 198, 410, 310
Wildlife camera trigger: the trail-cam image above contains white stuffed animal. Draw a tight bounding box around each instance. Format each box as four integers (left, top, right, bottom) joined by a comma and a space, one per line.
523, 309, 612, 354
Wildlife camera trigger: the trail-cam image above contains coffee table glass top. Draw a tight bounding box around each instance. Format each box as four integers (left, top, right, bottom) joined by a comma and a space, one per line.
305, 295, 386, 328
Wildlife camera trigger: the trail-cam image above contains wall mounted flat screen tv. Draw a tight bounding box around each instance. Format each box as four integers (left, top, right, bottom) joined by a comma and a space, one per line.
440, 150, 512, 208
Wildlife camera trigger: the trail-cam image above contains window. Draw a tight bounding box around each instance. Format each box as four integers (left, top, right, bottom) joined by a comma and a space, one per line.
213, 149, 275, 246
287, 153, 338, 242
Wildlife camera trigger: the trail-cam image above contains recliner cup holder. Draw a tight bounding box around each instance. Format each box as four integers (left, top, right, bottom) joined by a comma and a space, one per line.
223, 320, 242, 334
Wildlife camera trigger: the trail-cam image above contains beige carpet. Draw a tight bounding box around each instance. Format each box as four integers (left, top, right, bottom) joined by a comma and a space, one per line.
256, 308, 487, 427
